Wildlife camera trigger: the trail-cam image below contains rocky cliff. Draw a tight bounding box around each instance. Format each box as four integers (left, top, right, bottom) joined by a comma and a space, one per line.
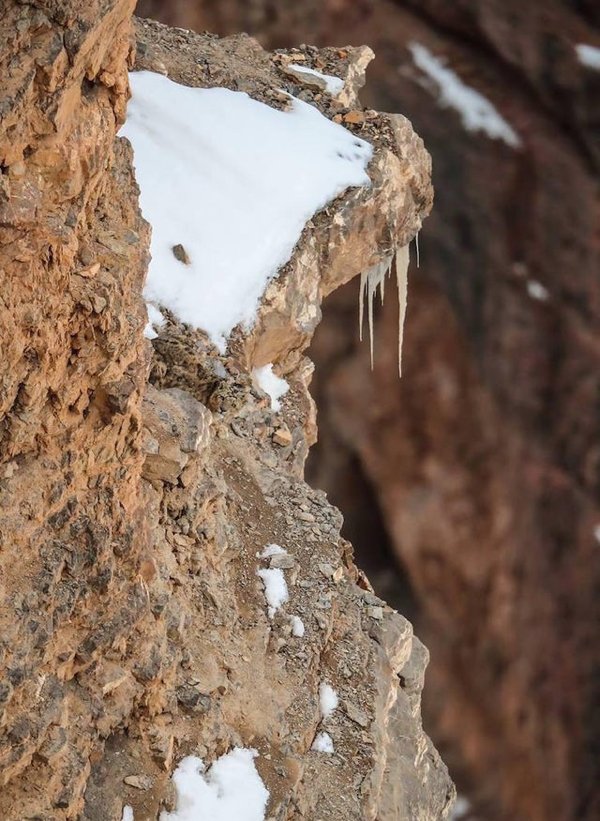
0, 3, 452, 819
136, 3, 600, 821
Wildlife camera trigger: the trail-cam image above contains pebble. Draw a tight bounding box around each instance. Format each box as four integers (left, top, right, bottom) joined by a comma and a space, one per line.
124, 774, 153, 790
366, 605, 383, 621
273, 425, 293, 447
297, 511, 315, 523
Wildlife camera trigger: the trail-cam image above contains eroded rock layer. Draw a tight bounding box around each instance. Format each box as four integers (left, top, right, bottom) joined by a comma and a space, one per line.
0, 4, 450, 819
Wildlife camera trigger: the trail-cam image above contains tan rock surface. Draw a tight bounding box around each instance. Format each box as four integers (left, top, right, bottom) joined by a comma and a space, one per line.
140, 3, 600, 818
0, 4, 451, 819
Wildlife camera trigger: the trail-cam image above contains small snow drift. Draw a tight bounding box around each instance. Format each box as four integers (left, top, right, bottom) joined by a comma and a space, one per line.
319, 682, 339, 720
312, 731, 334, 754
159, 749, 269, 821
260, 543, 287, 558
257, 567, 289, 618
576, 43, 600, 71
408, 42, 520, 148
290, 615, 305, 637
143, 302, 165, 340
121, 71, 373, 351
252, 364, 289, 411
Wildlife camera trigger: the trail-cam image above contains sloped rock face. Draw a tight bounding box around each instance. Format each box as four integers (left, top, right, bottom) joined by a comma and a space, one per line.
0, 4, 451, 820
136, 2, 600, 820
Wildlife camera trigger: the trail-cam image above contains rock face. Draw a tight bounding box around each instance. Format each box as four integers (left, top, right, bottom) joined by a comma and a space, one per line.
136, 3, 600, 821
0, 4, 451, 820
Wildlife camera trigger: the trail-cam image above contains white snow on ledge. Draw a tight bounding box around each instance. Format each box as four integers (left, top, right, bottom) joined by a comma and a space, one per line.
121, 71, 373, 351
408, 42, 520, 148
288, 63, 344, 95
576, 43, 600, 71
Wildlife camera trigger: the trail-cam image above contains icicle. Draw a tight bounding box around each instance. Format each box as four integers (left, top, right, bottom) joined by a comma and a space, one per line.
368, 266, 376, 369
357, 255, 393, 369
396, 244, 410, 378
415, 230, 420, 268
359, 270, 367, 342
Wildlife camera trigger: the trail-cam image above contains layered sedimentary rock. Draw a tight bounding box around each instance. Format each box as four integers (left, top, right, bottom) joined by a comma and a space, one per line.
0, 3, 451, 819
137, 2, 600, 820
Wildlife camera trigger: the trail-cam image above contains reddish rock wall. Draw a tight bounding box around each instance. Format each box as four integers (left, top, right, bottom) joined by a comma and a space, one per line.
0, 3, 450, 819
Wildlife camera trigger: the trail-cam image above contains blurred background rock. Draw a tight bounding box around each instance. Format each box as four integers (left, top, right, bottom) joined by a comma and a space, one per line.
136, 3, 600, 819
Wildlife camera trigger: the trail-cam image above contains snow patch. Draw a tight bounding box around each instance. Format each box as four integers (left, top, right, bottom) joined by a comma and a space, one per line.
159, 749, 269, 821
257, 568, 289, 618
121, 70, 372, 351
260, 543, 287, 558
450, 795, 472, 820
290, 615, 305, 637
253, 364, 289, 411
288, 64, 344, 95
408, 42, 520, 147
527, 280, 549, 301
144, 302, 166, 340
319, 682, 339, 720
576, 44, 600, 71
311, 732, 334, 754
122, 806, 134, 821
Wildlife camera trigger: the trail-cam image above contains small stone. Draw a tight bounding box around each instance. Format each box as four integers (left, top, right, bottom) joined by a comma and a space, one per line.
366, 605, 383, 620
91, 294, 107, 313
172, 243, 191, 265
333, 567, 344, 583
273, 425, 292, 447
124, 774, 153, 790
297, 511, 315, 523
77, 262, 100, 278
344, 701, 370, 728
362, 591, 385, 607
318, 562, 335, 578
176, 683, 211, 713
269, 554, 296, 569
343, 110, 366, 124
315, 612, 329, 630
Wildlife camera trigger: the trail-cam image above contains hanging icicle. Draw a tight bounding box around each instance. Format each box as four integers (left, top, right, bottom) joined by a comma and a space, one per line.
395, 244, 410, 378
357, 244, 410, 376
358, 255, 392, 369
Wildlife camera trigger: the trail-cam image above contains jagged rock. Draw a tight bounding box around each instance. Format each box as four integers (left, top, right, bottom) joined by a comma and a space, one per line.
0, 3, 452, 820
149, 2, 598, 818
141, 385, 211, 486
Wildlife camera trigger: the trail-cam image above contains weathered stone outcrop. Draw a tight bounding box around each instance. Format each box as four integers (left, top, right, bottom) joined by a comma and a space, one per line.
136, 2, 600, 820
0, 3, 450, 819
